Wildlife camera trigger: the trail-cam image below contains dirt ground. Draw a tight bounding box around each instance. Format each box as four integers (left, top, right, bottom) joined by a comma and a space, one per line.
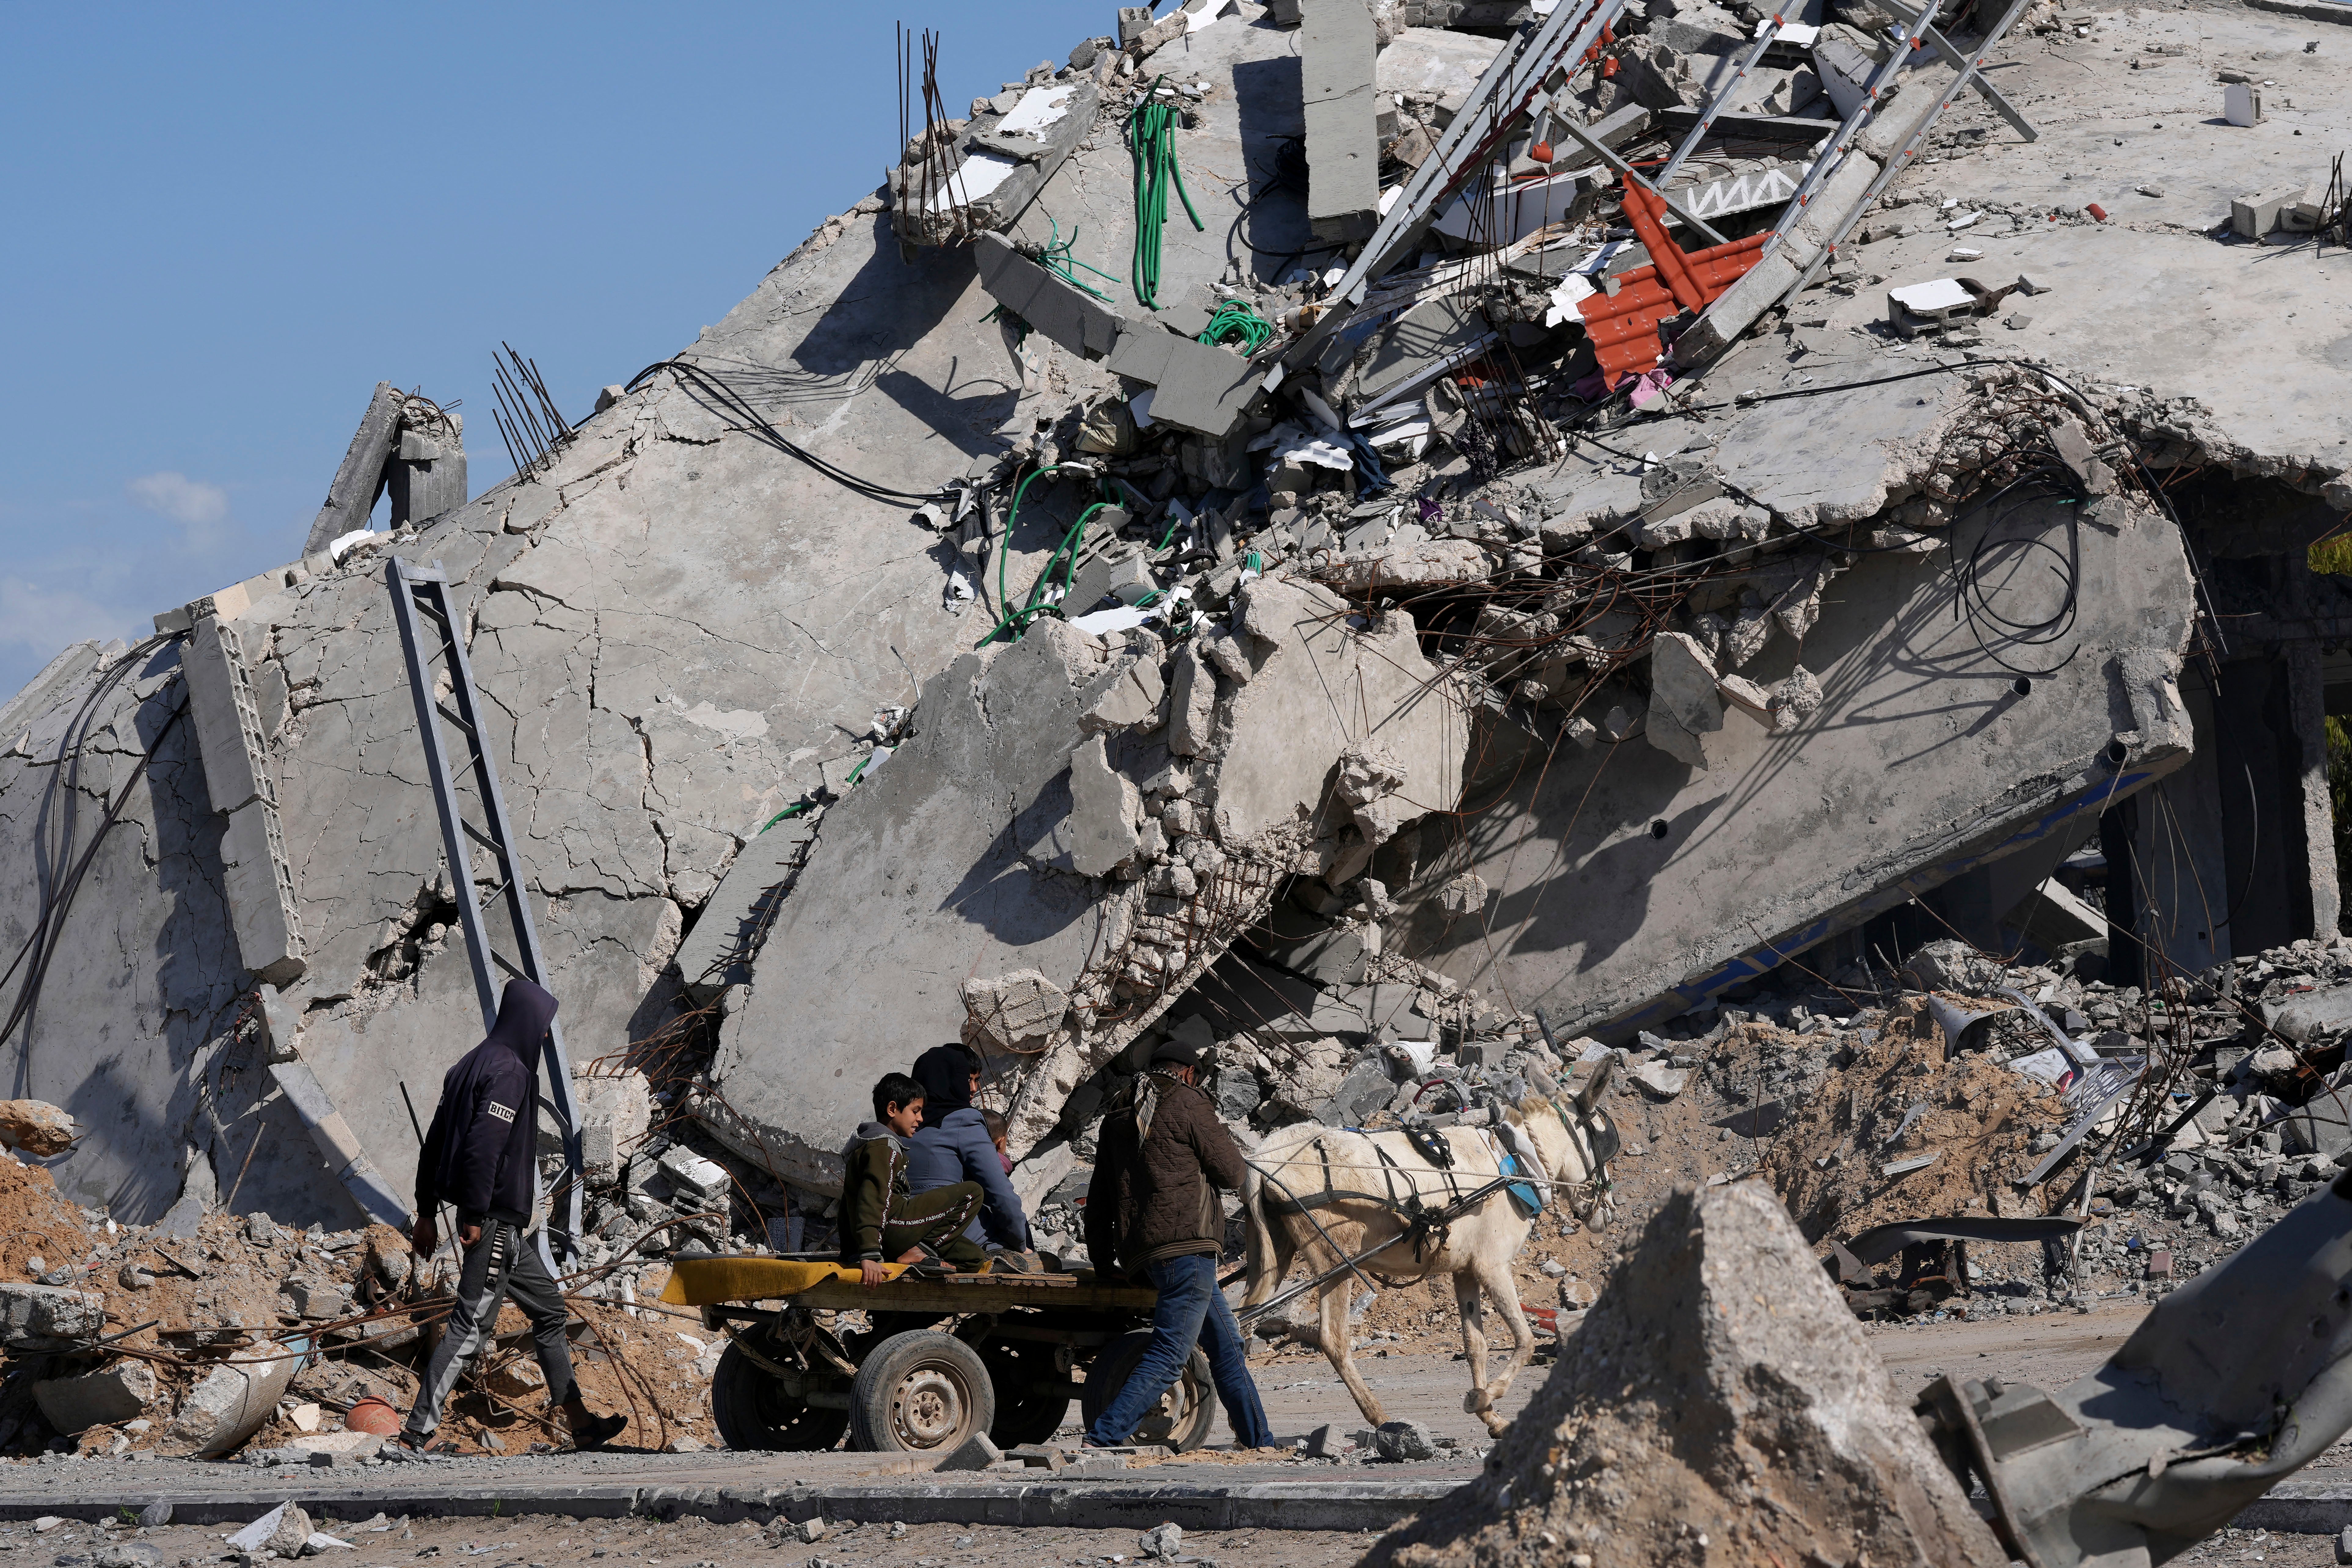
0, 1511, 1378, 1568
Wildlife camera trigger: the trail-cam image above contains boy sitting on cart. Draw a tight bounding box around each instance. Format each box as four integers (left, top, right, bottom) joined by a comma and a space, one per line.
840, 1072, 988, 1285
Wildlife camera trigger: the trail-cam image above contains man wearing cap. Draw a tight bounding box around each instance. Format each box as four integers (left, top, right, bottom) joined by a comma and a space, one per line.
1082, 1035, 1274, 1449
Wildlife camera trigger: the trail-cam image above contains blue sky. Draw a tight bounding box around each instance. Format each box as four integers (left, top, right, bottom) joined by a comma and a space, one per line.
0, 1, 1106, 697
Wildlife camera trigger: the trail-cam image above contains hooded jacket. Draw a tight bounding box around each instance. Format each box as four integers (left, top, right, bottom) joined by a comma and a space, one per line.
1085, 1069, 1246, 1275
415, 979, 557, 1226
906, 1045, 1030, 1250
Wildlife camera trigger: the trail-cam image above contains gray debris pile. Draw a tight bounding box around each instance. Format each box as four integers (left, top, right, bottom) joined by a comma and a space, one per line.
1369, 1181, 2008, 1568
0, 1114, 719, 1463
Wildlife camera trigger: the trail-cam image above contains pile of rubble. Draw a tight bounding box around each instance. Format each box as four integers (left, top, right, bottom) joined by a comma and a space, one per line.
0, 1151, 717, 1463
1369, 1181, 2008, 1568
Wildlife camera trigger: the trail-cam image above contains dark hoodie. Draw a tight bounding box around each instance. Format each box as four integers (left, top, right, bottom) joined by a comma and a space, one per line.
416, 979, 557, 1226
907, 1044, 1029, 1250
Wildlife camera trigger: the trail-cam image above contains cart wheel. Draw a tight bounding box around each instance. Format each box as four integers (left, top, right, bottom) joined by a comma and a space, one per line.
1078, 1330, 1216, 1452
709, 1340, 849, 1452
850, 1330, 997, 1454
983, 1345, 1073, 1448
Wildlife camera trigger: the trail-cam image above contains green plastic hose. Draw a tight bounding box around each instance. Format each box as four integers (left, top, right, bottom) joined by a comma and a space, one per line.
1198, 301, 1273, 353
1129, 76, 1204, 309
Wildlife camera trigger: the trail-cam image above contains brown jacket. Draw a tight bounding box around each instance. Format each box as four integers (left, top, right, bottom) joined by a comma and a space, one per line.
1085, 1070, 1248, 1276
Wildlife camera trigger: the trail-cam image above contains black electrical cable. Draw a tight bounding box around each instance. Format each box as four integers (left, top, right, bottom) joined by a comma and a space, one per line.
1, 651, 187, 1071
621, 358, 936, 506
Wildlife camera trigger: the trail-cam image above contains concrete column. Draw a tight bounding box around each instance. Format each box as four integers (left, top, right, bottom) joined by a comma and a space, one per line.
2286, 639, 2343, 938
1300, 0, 1380, 243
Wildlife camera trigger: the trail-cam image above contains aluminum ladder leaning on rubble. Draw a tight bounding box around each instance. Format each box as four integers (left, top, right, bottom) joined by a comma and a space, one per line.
384, 556, 586, 1275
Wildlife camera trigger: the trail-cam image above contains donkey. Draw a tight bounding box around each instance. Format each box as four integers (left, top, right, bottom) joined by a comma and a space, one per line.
1238, 1071, 1617, 1435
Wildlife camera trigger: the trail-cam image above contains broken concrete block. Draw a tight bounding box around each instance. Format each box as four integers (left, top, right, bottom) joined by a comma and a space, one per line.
974, 232, 1125, 359
168, 1342, 308, 1458
1336, 743, 1411, 847
32, 1360, 156, 1432
933, 1430, 1004, 1472
901, 81, 1100, 244
1371, 1181, 2005, 1565
1106, 324, 1266, 436
184, 616, 275, 815
1062, 733, 1146, 877
1767, 665, 1823, 734
0, 1099, 76, 1157
2230, 182, 2306, 238
1628, 1059, 1690, 1099
1168, 643, 1218, 757
219, 797, 305, 986
1320, 1052, 1397, 1125
0, 1284, 102, 1349
1648, 632, 1725, 742
671, 814, 817, 1003
1301, 0, 1380, 243
301, 382, 403, 556
659, 1146, 732, 1206
388, 410, 466, 529
1372, 1419, 1438, 1461
963, 970, 1073, 1055
2048, 417, 2116, 495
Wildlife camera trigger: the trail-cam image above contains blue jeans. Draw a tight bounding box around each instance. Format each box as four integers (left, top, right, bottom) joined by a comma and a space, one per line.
1086, 1253, 1274, 1449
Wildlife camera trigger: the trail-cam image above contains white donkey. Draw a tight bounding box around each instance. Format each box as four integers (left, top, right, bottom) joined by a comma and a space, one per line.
1239, 1070, 1618, 1435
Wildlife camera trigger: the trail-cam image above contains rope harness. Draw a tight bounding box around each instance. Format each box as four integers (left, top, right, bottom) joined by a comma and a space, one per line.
1237, 1087, 1615, 1325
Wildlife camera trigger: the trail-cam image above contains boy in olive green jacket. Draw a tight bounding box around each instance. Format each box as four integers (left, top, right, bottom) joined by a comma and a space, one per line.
838, 1072, 987, 1284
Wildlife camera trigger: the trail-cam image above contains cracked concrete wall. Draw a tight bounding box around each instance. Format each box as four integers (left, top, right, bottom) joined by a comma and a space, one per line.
704, 574, 1472, 1190
1394, 494, 2201, 1040
0, 160, 1122, 1225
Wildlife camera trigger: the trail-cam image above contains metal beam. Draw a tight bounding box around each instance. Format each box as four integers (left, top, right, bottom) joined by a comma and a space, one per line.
1877, 0, 2040, 141
1546, 113, 1731, 246
1785, 0, 2039, 294
1656, 14, 1793, 185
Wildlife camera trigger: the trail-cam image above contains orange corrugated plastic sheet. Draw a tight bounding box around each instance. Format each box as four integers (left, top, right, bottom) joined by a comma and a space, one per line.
1574, 173, 1769, 386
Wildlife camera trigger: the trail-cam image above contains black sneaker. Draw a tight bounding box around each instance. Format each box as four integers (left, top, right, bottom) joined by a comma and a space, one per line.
570, 1412, 628, 1451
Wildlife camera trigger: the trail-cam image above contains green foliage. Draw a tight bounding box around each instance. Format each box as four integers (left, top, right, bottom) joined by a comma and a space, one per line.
2310, 533, 2352, 576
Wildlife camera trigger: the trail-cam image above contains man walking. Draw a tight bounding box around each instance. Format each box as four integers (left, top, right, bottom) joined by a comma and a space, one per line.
401, 978, 626, 1453
1083, 1036, 1274, 1449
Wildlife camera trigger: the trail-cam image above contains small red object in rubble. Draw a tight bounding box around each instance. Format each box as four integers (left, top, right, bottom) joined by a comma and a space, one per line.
1530, 140, 1555, 164
346, 1396, 402, 1435
2086, 203, 2109, 222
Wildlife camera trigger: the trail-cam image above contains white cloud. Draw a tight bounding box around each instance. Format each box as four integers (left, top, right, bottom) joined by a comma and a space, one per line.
126, 471, 230, 527
0, 577, 140, 668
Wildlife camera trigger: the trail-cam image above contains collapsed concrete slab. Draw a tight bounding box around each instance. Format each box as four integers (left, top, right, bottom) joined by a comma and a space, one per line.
1370, 1181, 2007, 1568
893, 79, 1100, 247
1301, 0, 1382, 243
974, 233, 1126, 361
702, 575, 1471, 1187
1395, 468, 2199, 1040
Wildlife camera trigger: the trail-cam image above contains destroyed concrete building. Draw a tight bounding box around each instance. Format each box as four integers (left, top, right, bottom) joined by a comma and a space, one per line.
1, 0, 2349, 1394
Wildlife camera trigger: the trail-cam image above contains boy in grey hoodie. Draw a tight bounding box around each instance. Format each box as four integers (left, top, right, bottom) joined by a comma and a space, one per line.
838, 1072, 987, 1285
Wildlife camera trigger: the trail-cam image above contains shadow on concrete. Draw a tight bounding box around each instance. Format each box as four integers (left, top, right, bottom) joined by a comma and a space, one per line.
1230, 54, 1322, 279
792, 219, 975, 378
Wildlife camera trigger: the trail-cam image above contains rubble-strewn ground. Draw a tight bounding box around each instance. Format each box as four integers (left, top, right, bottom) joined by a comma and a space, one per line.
0, 1514, 1380, 1568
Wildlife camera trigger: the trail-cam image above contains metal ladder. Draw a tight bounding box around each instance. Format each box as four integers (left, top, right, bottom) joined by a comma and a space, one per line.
385, 556, 584, 1271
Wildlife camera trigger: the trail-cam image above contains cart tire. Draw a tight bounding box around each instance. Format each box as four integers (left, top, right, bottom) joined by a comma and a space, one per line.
1078, 1330, 1217, 1452
709, 1340, 849, 1452
849, 1330, 997, 1454
983, 1345, 1073, 1448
